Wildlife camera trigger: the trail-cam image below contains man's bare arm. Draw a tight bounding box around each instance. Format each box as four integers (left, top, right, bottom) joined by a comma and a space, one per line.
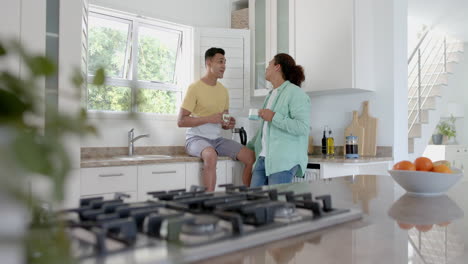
177, 108, 223, 127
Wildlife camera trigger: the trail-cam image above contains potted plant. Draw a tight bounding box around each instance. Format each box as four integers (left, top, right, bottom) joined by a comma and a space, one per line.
433, 115, 456, 145
0, 40, 104, 264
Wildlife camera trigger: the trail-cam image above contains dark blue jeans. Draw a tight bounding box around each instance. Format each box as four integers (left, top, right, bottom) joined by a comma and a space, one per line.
250, 156, 299, 187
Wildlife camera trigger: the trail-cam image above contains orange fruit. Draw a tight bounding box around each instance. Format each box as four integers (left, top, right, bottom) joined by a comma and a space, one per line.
432, 164, 452, 174
433, 160, 451, 168
414, 157, 433, 171
397, 222, 414, 230
437, 221, 451, 227
392, 160, 416, 171
415, 224, 433, 232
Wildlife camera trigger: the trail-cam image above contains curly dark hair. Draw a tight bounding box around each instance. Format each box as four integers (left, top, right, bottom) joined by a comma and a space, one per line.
273, 53, 305, 87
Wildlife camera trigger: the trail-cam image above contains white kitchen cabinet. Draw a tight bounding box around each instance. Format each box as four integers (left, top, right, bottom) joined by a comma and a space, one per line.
80, 160, 240, 201
250, 0, 295, 96
249, 0, 373, 95
312, 161, 390, 179
423, 145, 468, 182
185, 161, 228, 191
293, 0, 374, 94
137, 163, 186, 201
226, 160, 245, 185
81, 166, 137, 196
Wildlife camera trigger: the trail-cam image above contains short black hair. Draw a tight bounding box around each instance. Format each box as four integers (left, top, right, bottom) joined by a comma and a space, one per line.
205, 47, 225, 61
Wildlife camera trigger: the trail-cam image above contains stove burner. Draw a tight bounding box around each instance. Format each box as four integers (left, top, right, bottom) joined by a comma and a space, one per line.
274, 205, 296, 218
59, 185, 359, 259
181, 215, 219, 235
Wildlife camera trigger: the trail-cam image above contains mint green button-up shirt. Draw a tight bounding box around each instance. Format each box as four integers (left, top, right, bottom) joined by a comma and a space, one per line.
247, 81, 311, 177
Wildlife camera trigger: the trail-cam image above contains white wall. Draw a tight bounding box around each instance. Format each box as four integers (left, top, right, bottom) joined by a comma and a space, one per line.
90, 0, 231, 28
82, 115, 186, 147
407, 16, 426, 56
59, 0, 86, 167
409, 0, 468, 42
443, 42, 468, 145
0, 0, 46, 80
0, 1, 21, 75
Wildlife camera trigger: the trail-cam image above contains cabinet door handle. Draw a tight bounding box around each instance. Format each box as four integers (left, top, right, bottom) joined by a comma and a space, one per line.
152, 170, 177, 174
99, 173, 124, 177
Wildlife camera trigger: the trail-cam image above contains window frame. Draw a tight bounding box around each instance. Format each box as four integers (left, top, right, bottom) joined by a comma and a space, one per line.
86, 6, 192, 117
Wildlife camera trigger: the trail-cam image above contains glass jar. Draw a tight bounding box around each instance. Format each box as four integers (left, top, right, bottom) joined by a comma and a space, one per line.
345, 135, 359, 159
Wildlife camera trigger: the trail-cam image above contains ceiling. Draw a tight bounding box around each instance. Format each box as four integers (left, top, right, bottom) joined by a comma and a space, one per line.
409, 0, 468, 41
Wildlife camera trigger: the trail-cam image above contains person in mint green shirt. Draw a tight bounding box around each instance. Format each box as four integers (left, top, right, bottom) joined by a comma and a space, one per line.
247, 53, 311, 186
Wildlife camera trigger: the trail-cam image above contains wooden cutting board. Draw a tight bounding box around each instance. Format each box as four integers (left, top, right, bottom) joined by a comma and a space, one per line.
344, 111, 364, 156
358, 101, 378, 156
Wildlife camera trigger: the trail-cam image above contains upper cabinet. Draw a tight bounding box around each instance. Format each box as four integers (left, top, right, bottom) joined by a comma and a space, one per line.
250, 0, 374, 95
250, 0, 295, 96
294, 0, 374, 94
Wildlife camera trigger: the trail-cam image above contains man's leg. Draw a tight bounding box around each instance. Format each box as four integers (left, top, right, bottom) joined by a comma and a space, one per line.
186, 136, 218, 191
215, 138, 255, 186
201, 147, 218, 191
236, 147, 255, 186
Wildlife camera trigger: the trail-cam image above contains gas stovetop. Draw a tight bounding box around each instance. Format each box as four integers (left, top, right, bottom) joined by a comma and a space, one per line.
59, 184, 362, 263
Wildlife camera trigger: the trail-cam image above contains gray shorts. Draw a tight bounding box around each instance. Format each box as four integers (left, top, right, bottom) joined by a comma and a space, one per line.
185, 136, 243, 160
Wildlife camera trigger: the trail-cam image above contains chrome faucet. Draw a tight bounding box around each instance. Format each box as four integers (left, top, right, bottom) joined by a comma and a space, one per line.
128, 128, 150, 156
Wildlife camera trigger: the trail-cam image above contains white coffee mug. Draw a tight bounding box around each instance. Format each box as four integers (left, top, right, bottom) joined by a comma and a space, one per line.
222, 113, 231, 124
248, 109, 260, 120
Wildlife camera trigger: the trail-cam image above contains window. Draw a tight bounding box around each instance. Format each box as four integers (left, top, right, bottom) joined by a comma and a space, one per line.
86, 8, 189, 114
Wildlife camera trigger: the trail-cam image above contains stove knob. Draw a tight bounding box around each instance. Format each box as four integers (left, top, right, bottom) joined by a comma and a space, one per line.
315, 195, 333, 212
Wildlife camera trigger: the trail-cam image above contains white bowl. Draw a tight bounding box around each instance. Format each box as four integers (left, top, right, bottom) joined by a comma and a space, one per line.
388, 168, 463, 196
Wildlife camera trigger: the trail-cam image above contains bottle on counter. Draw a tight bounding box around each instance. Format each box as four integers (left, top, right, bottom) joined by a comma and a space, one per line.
321, 126, 328, 155
308, 127, 314, 154
327, 129, 335, 156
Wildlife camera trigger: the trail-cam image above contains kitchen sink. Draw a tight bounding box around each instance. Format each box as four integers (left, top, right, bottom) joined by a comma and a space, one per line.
112, 154, 173, 161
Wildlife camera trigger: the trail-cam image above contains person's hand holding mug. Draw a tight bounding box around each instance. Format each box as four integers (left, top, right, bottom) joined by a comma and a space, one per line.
222, 113, 235, 129
209, 112, 224, 124
259, 109, 275, 122
248, 108, 260, 120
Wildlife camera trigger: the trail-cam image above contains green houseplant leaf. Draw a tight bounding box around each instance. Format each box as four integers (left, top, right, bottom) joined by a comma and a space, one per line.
0, 40, 104, 264
436, 115, 457, 139
0, 42, 6, 56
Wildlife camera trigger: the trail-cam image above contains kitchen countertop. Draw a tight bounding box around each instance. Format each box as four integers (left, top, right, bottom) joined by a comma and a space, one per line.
191, 175, 467, 264
81, 154, 392, 168
308, 155, 393, 164
80, 175, 467, 264
80, 154, 232, 168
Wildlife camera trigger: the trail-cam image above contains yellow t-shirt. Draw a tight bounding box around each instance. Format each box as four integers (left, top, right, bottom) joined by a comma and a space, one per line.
181, 80, 229, 117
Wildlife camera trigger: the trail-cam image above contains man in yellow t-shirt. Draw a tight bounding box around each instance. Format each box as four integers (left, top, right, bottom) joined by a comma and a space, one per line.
177, 47, 255, 191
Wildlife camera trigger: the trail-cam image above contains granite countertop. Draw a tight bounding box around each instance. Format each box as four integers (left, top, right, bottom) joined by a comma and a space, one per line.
80, 146, 393, 168
192, 176, 467, 264
81, 155, 392, 168
308, 155, 393, 163
80, 154, 231, 168
80, 146, 231, 168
